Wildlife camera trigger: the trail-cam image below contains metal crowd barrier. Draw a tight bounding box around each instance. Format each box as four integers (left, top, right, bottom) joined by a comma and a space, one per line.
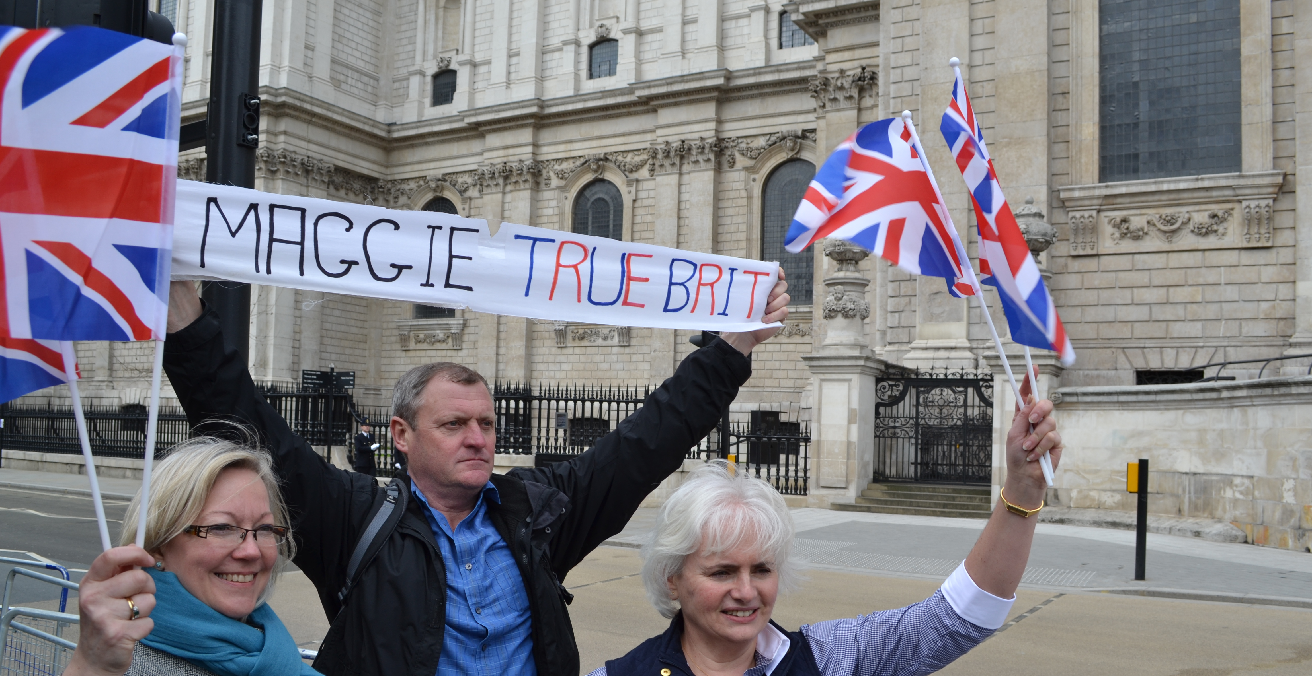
0, 556, 320, 672
1, 559, 77, 676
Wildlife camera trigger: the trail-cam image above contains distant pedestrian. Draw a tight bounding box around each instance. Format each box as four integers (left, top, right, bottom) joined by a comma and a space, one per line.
352, 421, 378, 477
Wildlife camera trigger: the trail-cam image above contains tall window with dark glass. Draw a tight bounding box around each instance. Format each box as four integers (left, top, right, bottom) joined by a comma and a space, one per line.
572, 180, 623, 241
1099, 0, 1240, 182
779, 11, 815, 49
589, 39, 618, 79
432, 70, 457, 106
761, 160, 814, 305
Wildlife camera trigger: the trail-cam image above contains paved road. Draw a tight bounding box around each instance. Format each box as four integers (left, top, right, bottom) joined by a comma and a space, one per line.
4, 474, 1311, 674
0, 483, 132, 604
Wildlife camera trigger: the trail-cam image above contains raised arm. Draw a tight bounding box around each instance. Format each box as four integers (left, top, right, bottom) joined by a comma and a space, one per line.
162, 281, 379, 598
517, 272, 791, 576
963, 369, 1062, 598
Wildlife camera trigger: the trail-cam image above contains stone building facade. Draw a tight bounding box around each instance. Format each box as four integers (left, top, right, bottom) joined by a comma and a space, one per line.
37, 0, 1312, 548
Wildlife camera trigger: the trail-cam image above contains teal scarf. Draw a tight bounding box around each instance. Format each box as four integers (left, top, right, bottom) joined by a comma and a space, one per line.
141, 568, 320, 676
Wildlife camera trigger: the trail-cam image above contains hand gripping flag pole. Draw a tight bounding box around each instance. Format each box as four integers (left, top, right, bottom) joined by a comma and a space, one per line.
59, 342, 113, 551
900, 111, 1055, 487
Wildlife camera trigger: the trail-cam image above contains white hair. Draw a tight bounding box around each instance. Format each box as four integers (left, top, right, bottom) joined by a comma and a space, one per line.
640, 461, 800, 618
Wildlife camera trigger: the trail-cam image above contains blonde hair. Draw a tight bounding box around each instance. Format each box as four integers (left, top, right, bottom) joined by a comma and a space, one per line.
641, 461, 800, 618
120, 437, 296, 603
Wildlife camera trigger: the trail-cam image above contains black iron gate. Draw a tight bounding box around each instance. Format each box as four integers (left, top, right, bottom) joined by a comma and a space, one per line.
873, 371, 993, 484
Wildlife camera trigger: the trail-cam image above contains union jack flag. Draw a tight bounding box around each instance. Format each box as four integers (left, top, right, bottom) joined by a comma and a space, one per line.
0, 337, 75, 403
0, 25, 179, 342
941, 69, 1074, 365
785, 117, 975, 297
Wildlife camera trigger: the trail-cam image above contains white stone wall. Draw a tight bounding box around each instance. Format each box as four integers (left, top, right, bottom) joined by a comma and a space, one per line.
1050, 377, 1312, 552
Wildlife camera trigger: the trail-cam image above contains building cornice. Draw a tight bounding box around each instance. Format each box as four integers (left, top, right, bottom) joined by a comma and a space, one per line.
257, 87, 392, 146
785, 0, 880, 40
629, 69, 731, 107
1054, 376, 1312, 410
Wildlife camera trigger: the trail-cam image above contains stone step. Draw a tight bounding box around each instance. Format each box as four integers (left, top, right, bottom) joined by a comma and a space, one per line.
859, 488, 991, 504
855, 495, 993, 512
864, 482, 991, 496
831, 501, 991, 519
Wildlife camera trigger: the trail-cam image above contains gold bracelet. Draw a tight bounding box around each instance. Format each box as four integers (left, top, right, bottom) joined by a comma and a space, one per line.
1000, 488, 1044, 517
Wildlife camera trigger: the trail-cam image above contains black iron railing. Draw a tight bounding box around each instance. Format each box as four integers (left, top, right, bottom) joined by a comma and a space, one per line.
0, 403, 191, 459
494, 383, 650, 458
258, 385, 355, 447
873, 370, 994, 484
0, 384, 811, 494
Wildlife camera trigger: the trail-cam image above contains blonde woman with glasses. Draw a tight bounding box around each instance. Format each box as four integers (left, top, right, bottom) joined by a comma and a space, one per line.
64, 438, 318, 676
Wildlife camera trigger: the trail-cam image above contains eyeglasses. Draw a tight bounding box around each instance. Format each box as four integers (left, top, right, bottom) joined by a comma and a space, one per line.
183, 524, 290, 547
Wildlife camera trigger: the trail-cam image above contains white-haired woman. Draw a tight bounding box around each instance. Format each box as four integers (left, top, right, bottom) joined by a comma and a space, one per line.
63, 438, 318, 676
594, 380, 1061, 676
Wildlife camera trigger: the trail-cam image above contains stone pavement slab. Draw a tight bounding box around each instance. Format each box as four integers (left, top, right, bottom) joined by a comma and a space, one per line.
0, 467, 141, 501
605, 507, 1312, 606
568, 545, 1312, 675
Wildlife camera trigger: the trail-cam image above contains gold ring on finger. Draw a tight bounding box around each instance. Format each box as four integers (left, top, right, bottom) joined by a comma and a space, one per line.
126, 597, 140, 621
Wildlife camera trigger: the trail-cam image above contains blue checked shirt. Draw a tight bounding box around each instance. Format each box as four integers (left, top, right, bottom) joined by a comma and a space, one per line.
412, 482, 536, 676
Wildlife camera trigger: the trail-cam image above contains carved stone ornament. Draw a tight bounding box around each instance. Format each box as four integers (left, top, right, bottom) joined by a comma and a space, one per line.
808, 66, 877, 113
1190, 210, 1231, 239
595, 23, 611, 40
822, 287, 870, 321
398, 318, 465, 350
822, 239, 870, 272
1241, 201, 1273, 244
1068, 211, 1098, 255
733, 129, 815, 164
1107, 215, 1148, 242
1013, 197, 1056, 258
177, 157, 206, 182
435, 56, 452, 72
554, 323, 630, 347
776, 322, 813, 339
1108, 209, 1234, 246
1057, 171, 1281, 255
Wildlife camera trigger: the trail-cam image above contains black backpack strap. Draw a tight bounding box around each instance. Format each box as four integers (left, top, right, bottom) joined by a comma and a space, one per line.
335, 477, 407, 618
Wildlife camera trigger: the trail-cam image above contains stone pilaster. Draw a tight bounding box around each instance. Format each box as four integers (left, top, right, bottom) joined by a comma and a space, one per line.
248, 284, 298, 388
647, 149, 681, 383
801, 240, 889, 506
1290, 2, 1312, 355
903, 0, 972, 370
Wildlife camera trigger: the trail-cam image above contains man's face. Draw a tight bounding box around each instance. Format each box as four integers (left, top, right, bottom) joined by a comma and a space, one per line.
360, 424, 371, 434
392, 379, 496, 497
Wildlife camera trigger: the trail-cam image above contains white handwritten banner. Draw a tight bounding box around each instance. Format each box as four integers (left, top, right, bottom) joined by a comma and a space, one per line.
171, 181, 780, 332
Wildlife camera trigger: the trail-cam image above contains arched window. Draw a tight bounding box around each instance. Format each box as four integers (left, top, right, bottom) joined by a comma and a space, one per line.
762, 159, 815, 304
779, 11, 815, 49
589, 39, 618, 79
422, 196, 458, 214
572, 180, 623, 241
432, 70, 457, 106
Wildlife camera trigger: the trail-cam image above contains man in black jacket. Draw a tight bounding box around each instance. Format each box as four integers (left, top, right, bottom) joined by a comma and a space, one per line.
162, 276, 788, 676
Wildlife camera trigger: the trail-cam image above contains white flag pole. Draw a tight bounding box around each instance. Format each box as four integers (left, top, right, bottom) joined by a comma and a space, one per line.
59, 342, 112, 551
135, 339, 167, 548
900, 111, 1054, 487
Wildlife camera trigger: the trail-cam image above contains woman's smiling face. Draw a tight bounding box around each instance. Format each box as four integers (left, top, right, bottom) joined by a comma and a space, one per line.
158, 468, 278, 620
668, 537, 780, 651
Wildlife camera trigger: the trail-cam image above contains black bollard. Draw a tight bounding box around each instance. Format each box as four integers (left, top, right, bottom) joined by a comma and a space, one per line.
1134, 458, 1149, 581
